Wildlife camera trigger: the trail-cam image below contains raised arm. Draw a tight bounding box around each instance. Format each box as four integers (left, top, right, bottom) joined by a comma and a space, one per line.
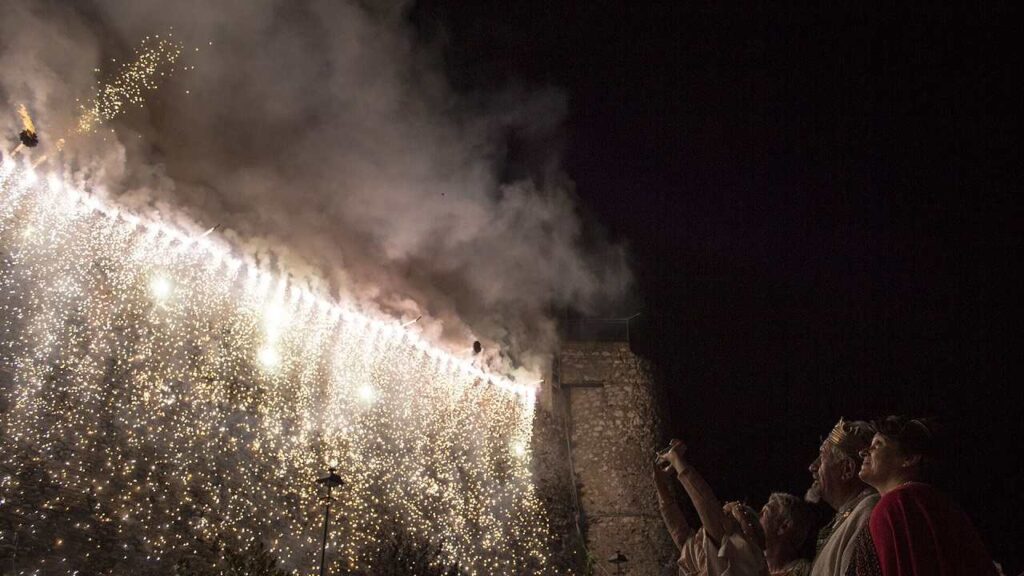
653, 459, 693, 549
661, 439, 728, 543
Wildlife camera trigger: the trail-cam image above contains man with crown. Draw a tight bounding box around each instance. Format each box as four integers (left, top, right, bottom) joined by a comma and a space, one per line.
806, 418, 878, 576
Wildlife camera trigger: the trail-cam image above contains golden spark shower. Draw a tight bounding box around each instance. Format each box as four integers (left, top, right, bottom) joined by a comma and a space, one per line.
75, 34, 184, 134
1, 142, 553, 574
9, 34, 186, 168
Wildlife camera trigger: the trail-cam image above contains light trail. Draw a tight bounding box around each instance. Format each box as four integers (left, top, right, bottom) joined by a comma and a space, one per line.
0, 159, 552, 574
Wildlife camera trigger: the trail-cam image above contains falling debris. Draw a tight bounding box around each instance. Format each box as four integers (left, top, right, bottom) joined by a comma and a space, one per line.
18, 129, 39, 147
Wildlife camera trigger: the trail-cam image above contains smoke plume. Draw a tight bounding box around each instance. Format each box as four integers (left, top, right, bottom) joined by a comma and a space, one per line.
0, 0, 630, 377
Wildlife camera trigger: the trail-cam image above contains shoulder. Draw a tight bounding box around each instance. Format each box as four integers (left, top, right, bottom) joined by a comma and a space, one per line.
871, 482, 948, 531
857, 491, 881, 511
789, 558, 812, 576
877, 482, 945, 512
847, 491, 879, 525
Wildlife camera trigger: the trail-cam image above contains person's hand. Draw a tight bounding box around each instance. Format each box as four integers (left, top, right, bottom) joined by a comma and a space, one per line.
652, 458, 674, 488
724, 501, 765, 546
663, 438, 688, 467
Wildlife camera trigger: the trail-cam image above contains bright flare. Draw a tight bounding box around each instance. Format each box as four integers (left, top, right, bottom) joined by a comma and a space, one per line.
150, 274, 174, 301
258, 345, 281, 369
357, 384, 377, 404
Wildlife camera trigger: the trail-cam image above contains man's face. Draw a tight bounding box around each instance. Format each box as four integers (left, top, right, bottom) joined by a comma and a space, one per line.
808, 441, 850, 509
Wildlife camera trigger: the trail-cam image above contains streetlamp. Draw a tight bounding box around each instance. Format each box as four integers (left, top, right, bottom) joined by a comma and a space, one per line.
316, 467, 344, 576
608, 550, 629, 575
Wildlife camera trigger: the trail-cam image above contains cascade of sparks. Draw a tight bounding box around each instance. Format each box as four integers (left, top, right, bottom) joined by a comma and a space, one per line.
13, 34, 186, 169
0, 157, 553, 574
76, 35, 184, 134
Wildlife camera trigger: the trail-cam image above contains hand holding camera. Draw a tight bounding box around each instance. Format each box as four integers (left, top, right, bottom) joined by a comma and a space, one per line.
655, 438, 688, 473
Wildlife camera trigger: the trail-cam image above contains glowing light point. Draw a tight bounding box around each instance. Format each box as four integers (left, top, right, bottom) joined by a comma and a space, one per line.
357, 384, 377, 404
511, 441, 529, 457
46, 174, 64, 192
257, 346, 281, 369
150, 275, 174, 301
264, 304, 289, 336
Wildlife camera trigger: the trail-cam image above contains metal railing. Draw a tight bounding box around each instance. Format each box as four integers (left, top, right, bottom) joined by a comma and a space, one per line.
560, 313, 641, 344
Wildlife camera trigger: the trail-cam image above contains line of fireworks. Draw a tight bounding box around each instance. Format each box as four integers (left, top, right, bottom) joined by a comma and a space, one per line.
0, 157, 532, 395
0, 158, 551, 574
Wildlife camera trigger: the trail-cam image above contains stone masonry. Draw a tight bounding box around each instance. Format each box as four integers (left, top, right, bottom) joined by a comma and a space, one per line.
555, 341, 675, 575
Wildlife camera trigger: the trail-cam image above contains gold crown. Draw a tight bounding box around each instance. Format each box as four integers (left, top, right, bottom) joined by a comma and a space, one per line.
827, 417, 849, 447
826, 417, 873, 460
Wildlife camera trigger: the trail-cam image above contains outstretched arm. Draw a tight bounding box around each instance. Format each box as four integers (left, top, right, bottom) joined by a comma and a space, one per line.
662, 439, 728, 544
653, 460, 693, 549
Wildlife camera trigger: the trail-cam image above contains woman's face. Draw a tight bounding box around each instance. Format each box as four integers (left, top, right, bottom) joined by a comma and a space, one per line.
759, 498, 781, 536
858, 433, 908, 486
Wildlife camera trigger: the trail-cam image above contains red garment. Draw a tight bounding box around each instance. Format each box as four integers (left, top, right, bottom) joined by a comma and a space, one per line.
869, 482, 997, 576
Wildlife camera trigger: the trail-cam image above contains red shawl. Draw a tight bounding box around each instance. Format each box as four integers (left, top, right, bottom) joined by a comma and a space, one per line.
869, 482, 997, 576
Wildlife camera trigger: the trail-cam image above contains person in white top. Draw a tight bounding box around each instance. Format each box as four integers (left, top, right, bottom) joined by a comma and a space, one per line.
658, 439, 769, 576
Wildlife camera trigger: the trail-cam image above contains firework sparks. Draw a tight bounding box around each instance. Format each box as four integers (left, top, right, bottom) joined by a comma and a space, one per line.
0, 165, 552, 574
76, 35, 183, 134
17, 103, 36, 136
9, 104, 39, 157
16, 104, 38, 147
14, 34, 185, 170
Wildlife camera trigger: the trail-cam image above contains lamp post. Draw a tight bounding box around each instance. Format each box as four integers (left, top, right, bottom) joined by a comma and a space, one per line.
316, 467, 344, 576
608, 550, 629, 575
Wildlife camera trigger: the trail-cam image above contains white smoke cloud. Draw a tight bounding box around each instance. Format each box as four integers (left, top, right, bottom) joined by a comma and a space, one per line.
0, 0, 630, 376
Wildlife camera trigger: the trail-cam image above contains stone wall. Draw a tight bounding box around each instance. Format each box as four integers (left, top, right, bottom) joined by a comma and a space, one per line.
552, 341, 675, 575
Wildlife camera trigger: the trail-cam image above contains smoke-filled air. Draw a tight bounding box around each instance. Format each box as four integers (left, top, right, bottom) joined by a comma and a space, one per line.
0, 0, 629, 573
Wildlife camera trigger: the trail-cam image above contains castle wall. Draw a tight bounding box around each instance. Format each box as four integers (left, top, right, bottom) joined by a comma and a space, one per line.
554, 341, 675, 575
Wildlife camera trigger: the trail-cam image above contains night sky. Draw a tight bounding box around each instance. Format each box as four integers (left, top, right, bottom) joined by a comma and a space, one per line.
413, 2, 1022, 570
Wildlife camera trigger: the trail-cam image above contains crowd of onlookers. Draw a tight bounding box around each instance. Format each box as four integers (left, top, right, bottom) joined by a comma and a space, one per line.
653, 415, 1007, 576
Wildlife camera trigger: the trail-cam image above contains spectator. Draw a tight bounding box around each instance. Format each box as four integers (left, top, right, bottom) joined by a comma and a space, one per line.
760, 493, 815, 576
655, 439, 769, 576
807, 418, 877, 576
856, 416, 997, 576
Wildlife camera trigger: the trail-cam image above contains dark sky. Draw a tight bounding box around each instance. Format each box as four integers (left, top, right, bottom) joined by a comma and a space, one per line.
411, 2, 1022, 570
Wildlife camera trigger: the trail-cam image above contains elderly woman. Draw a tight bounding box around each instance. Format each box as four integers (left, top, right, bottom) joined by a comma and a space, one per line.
853, 416, 997, 576
759, 493, 815, 576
